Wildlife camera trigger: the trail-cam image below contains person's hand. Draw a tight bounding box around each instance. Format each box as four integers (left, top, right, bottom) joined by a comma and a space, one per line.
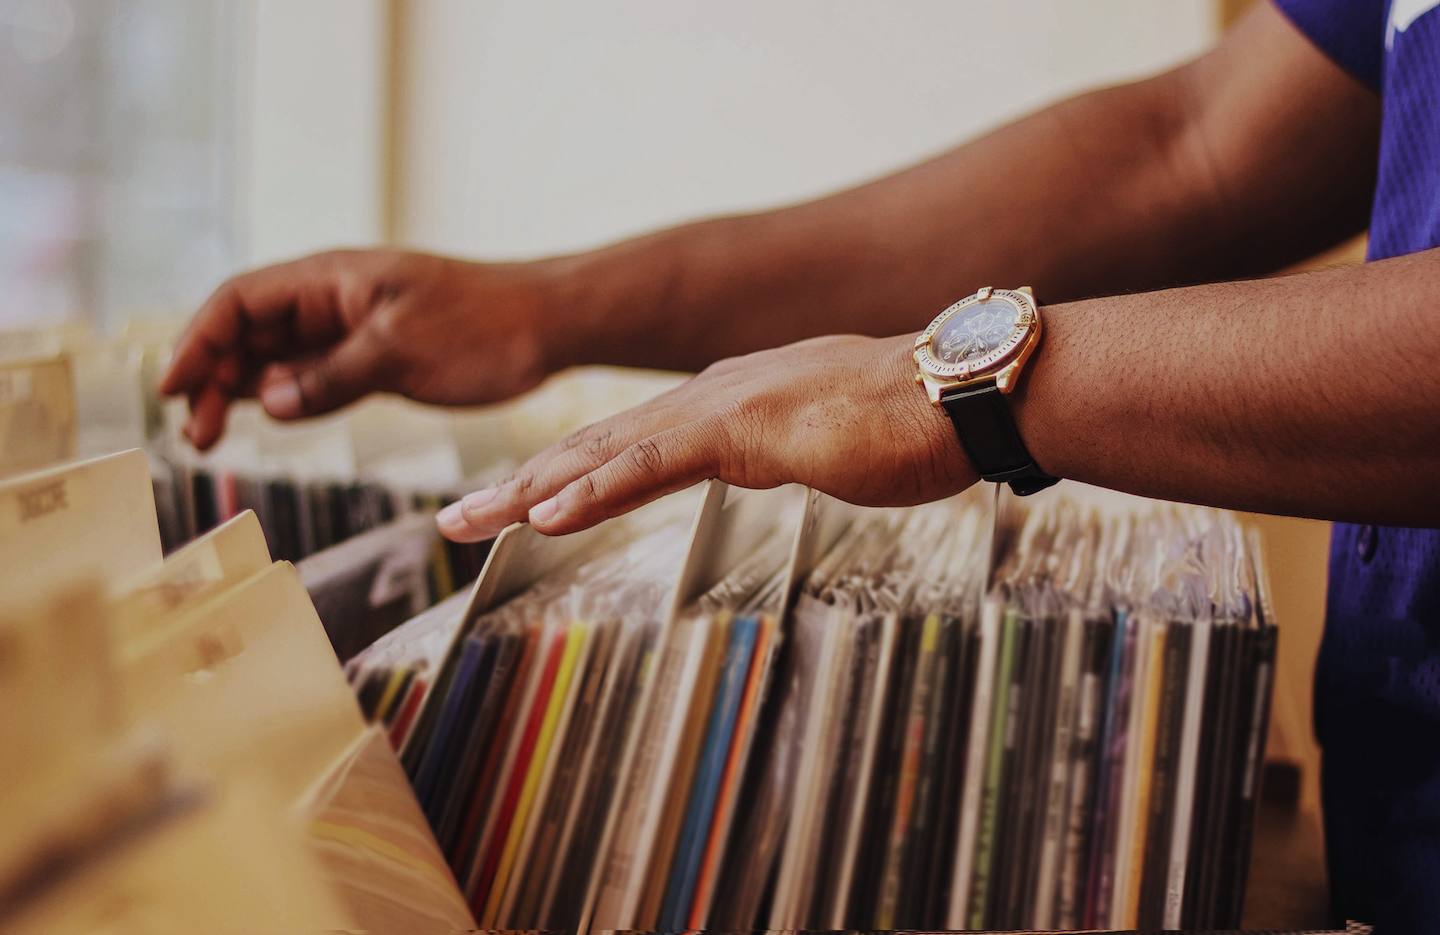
436, 333, 977, 540
158, 250, 558, 449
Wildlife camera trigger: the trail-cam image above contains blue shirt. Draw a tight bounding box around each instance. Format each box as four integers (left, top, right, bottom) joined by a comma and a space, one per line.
1273, 0, 1440, 930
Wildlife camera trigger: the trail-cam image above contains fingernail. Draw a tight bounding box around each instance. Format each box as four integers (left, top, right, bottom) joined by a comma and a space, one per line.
529, 496, 559, 526
261, 379, 301, 417
436, 502, 464, 529
461, 488, 497, 514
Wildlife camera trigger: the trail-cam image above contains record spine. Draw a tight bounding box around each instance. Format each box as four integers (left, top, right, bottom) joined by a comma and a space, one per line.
946, 595, 1001, 929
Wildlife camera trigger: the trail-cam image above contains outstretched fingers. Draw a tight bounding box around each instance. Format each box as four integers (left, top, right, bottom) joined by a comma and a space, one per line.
436, 407, 722, 541
528, 424, 723, 535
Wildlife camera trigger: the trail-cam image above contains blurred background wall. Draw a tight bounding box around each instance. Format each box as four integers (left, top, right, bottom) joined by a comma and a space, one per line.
389, 1, 1214, 258
1, 0, 1218, 329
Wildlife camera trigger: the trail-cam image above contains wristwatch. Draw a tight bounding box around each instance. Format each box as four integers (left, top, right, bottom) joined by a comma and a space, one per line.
912, 286, 1059, 496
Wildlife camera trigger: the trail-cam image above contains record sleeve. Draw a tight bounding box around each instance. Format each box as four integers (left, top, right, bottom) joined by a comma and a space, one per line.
483, 623, 590, 926
1137, 620, 1190, 928
635, 615, 728, 928
874, 612, 941, 929
1164, 617, 1212, 928
450, 627, 541, 878
660, 614, 759, 929
1032, 607, 1086, 929
922, 615, 978, 927
688, 611, 779, 929
434, 632, 521, 853
509, 619, 617, 927
948, 595, 1001, 929
966, 604, 1020, 930
846, 608, 919, 929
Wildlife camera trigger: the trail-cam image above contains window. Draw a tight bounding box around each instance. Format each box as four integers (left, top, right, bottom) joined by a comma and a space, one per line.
0, 0, 237, 331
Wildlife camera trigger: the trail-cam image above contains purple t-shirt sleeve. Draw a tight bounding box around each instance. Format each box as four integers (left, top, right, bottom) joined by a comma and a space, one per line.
1271, 0, 1388, 90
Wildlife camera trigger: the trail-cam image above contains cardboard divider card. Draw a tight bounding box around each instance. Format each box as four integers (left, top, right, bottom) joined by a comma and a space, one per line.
113, 555, 477, 930
0, 449, 162, 595
0, 356, 76, 480
4, 782, 355, 934
116, 561, 368, 803
0, 582, 128, 898
110, 510, 272, 647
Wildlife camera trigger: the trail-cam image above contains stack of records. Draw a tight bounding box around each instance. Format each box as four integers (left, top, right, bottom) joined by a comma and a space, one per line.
153, 461, 400, 560
300, 512, 492, 661
353, 483, 1276, 932
347, 588, 490, 758
395, 520, 703, 927
761, 493, 1276, 932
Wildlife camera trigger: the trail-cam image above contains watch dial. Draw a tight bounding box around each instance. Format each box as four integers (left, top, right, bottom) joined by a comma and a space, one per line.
929, 297, 1022, 365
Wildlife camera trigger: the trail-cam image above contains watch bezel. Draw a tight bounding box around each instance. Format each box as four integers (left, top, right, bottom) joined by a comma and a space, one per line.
913, 288, 1036, 380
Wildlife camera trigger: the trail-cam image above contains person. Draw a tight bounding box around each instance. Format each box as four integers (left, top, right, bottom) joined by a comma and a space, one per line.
160, 1, 1440, 928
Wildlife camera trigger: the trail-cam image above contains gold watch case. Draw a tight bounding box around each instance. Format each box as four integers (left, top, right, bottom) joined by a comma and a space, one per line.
911, 285, 1042, 406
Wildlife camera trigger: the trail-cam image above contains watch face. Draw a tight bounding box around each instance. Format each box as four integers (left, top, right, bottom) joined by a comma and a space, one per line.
929, 297, 1022, 366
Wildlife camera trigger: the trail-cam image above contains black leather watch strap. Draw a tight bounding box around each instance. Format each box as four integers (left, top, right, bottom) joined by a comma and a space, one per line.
939, 381, 1059, 496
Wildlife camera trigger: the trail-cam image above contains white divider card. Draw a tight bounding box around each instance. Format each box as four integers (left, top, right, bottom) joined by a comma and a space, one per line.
117, 561, 369, 804
0, 355, 76, 480
115, 556, 477, 930
0, 449, 162, 596
110, 510, 272, 648
779, 487, 862, 621
6, 781, 356, 933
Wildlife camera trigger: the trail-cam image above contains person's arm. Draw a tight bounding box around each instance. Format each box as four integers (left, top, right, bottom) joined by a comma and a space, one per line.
536, 1, 1379, 372
437, 247, 1440, 544
160, 3, 1376, 449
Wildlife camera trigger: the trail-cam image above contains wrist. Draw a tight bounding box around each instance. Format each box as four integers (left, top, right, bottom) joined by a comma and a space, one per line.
529, 231, 689, 374
910, 287, 1060, 495
1006, 298, 1069, 481
882, 333, 977, 487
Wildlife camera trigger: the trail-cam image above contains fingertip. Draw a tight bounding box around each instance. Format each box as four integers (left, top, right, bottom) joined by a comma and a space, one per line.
156, 368, 177, 396
458, 487, 509, 530
185, 383, 231, 451
435, 501, 480, 542
527, 498, 601, 537
260, 378, 303, 419
437, 488, 515, 542
437, 516, 495, 543
528, 496, 559, 527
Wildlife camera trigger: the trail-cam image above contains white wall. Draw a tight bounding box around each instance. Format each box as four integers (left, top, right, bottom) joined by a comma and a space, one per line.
241, 0, 390, 266
394, 0, 1216, 260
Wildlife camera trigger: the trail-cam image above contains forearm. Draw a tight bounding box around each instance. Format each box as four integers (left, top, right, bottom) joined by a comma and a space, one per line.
1016, 250, 1440, 526
543, 78, 1212, 373
539, 5, 1376, 375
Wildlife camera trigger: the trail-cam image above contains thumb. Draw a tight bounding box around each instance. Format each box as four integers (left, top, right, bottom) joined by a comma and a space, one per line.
259, 324, 389, 418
